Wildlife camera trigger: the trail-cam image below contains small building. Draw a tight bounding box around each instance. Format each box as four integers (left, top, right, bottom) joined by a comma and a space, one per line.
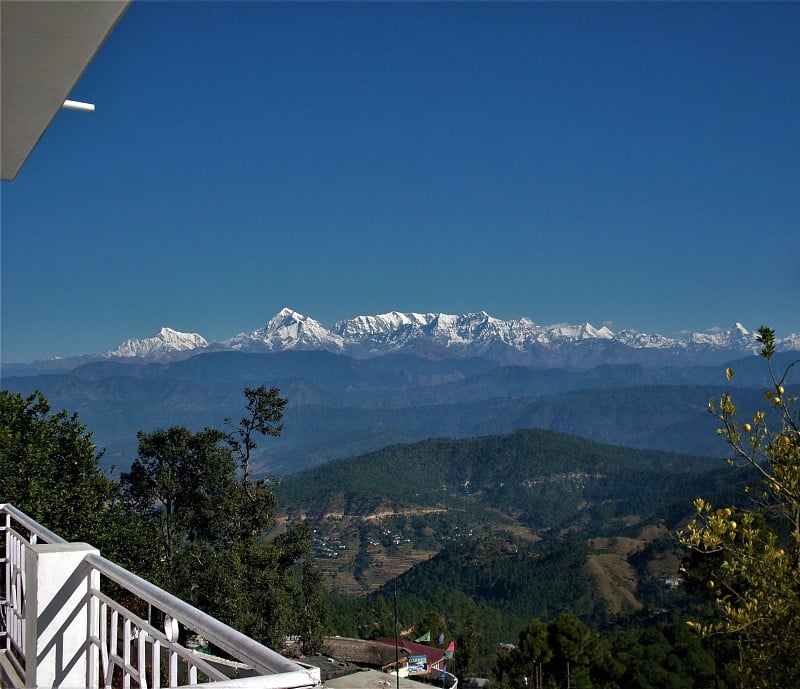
375, 639, 446, 675
323, 637, 410, 677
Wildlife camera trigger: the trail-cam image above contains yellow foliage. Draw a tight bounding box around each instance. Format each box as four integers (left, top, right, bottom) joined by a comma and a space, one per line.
677, 329, 800, 689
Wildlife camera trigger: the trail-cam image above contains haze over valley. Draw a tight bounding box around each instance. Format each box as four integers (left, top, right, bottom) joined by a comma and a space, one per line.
3, 308, 797, 477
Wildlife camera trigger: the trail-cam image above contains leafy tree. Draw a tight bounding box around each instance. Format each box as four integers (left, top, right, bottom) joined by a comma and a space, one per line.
120, 386, 327, 650
609, 622, 718, 689
497, 619, 551, 689
0, 390, 157, 573
121, 426, 236, 583
0, 390, 115, 537
455, 610, 480, 678
497, 614, 619, 689
678, 327, 800, 688
298, 559, 328, 654
226, 385, 287, 487
186, 519, 317, 649
222, 387, 284, 543
415, 610, 447, 646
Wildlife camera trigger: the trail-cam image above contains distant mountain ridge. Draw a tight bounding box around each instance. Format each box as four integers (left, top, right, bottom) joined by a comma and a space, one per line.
5, 307, 800, 371
103, 308, 800, 367
112, 327, 209, 358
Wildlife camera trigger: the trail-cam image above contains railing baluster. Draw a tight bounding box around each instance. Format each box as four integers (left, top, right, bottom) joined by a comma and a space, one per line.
11, 530, 26, 666
100, 602, 111, 689
138, 628, 148, 689
169, 647, 177, 687
123, 618, 132, 689
166, 617, 178, 687
4, 512, 10, 656
110, 609, 119, 689
88, 565, 100, 689
0, 505, 320, 689
152, 638, 161, 689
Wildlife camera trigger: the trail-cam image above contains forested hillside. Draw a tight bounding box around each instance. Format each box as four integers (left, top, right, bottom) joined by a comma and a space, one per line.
275, 428, 748, 603
0, 386, 769, 687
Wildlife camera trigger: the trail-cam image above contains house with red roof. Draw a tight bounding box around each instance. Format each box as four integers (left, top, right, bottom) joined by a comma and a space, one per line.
375, 639, 446, 676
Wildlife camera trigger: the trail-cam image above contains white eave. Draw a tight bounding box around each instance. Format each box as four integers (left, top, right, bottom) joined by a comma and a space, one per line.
0, 0, 130, 181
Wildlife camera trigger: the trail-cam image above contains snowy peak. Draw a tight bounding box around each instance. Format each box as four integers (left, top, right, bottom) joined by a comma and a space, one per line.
542, 322, 613, 341
333, 311, 433, 337
329, 311, 626, 358
688, 323, 756, 348
268, 307, 310, 328
100, 311, 798, 367
284, 311, 790, 363
236, 308, 344, 353
107, 327, 208, 358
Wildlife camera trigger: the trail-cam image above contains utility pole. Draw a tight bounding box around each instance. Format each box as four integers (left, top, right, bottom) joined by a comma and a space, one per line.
394, 580, 400, 689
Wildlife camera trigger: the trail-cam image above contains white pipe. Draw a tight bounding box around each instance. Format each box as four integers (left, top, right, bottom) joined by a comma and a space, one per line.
63, 99, 95, 112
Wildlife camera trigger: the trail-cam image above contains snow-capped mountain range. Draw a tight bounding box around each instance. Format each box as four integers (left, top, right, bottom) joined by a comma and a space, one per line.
100, 308, 800, 368
111, 327, 209, 358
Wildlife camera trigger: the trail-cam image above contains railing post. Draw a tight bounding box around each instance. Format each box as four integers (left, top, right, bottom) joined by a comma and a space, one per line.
87, 564, 101, 689
4, 510, 11, 655
24, 542, 99, 689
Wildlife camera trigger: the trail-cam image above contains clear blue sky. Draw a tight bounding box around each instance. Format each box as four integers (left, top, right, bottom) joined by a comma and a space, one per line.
3, 2, 799, 363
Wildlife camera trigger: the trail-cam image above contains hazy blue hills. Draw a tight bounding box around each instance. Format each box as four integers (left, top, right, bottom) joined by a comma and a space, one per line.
2, 349, 796, 475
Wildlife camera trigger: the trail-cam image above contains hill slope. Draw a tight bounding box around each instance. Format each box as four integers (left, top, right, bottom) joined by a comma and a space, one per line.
276, 428, 741, 599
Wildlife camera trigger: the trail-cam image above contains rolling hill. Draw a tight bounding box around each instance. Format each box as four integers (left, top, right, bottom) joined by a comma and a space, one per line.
3, 349, 794, 475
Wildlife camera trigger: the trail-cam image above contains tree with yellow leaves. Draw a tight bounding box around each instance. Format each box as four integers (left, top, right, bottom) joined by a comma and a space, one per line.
678, 326, 800, 688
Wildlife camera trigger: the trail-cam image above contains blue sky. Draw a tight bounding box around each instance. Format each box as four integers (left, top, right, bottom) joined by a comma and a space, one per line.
2, 1, 799, 363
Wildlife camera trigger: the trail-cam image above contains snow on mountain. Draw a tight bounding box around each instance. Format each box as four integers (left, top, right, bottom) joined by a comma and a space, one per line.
99, 308, 797, 366
221, 308, 344, 353
688, 322, 754, 348
106, 327, 209, 358
783, 333, 800, 351
536, 322, 616, 342
614, 330, 683, 349
427, 312, 505, 345
328, 310, 768, 363
331, 311, 434, 354
333, 311, 433, 337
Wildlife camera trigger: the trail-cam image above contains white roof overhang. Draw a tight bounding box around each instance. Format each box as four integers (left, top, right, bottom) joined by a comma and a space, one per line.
1, 0, 130, 181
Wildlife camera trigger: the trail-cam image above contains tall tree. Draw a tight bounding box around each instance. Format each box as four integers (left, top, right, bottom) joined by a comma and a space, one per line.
226, 385, 287, 487
497, 614, 618, 689
0, 390, 115, 538
298, 560, 328, 655
679, 327, 800, 688
224, 386, 286, 540
0, 390, 156, 573
454, 610, 480, 678
415, 610, 447, 647
609, 623, 718, 689
120, 387, 327, 650
120, 426, 236, 585
497, 619, 551, 689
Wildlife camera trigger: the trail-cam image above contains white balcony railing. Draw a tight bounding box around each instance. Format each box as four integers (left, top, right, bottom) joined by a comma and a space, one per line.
0, 503, 321, 689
